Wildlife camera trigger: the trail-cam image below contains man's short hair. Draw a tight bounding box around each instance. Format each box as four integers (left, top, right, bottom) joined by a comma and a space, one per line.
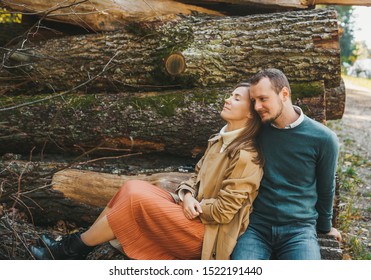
249, 68, 291, 95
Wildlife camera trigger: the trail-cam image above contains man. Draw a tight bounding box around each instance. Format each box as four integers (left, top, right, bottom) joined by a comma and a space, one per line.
231, 68, 341, 260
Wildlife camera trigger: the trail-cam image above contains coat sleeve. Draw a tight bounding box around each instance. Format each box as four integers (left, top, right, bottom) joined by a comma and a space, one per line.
175, 140, 212, 200
199, 150, 263, 224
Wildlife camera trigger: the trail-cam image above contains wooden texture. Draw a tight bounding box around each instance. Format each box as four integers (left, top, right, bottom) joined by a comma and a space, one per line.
1, 9, 341, 96
0, 154, 194, 226
52, 169, 190, 206
3, 1, 370, 33
325, 78, 346, 121
1, 0, 221, 31
0, 82, 344, 157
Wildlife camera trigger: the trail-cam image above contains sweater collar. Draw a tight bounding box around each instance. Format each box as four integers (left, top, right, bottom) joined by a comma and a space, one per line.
218, 125, 245, 153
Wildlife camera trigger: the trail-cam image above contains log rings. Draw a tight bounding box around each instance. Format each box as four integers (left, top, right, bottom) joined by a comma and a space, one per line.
164, 53, 186, 76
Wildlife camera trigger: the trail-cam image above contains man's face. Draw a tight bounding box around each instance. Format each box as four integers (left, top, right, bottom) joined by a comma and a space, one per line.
249, 77, 284, 124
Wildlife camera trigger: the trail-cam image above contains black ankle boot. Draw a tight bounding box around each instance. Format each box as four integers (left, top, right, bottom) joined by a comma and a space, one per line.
30, 232, 95, 260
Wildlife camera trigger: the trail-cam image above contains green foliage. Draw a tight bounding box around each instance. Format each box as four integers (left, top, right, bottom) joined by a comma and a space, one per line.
334, 6, 357, 64
348, 237, 371, 260
318, 6, 357, 64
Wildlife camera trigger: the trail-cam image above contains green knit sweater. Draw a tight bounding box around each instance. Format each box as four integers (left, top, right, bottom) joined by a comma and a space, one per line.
250, 115, 339, 232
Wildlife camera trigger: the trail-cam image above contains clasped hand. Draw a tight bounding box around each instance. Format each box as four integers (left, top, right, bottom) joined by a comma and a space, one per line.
182, 192, 203, 220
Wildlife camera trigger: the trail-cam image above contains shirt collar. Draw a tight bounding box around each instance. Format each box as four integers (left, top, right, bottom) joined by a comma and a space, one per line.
271, 105, 304, 129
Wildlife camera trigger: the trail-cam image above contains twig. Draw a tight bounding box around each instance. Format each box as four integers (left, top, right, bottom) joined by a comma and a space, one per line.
0, 51, 120, 112
77, 152, 143, 165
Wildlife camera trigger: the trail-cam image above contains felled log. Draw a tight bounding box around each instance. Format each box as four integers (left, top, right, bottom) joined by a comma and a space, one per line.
325, 78, 345, 121
184, 0, 371, 8
3, 1, 370, 33
1, 9, 340, 96
0, 154, 195, 226
1, 0, 221, 32
52, 169, 190, 207
0, 81, 343, 157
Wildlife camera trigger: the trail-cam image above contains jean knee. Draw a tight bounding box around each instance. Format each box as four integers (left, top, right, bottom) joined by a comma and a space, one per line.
232, 227, 271, 260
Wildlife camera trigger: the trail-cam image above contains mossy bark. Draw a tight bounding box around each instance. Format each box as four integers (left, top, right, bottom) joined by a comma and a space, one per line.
1, 9, 340, 96
0, 81, 340, 157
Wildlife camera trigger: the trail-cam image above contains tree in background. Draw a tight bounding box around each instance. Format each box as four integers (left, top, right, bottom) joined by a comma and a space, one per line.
332, 6, 357, 64
354, 41, 370, 60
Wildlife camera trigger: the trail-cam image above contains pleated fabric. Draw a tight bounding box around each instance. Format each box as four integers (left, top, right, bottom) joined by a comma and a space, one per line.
106, 180, 205, 260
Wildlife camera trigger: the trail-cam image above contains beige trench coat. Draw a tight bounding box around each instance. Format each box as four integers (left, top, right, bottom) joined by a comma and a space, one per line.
176, 134, 263, 260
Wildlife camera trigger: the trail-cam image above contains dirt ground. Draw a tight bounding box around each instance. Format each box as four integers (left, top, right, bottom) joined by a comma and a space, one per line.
328, 79, 371, 258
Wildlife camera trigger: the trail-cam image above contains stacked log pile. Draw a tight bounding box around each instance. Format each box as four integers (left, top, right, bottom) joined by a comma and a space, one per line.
0, 0, 356, 259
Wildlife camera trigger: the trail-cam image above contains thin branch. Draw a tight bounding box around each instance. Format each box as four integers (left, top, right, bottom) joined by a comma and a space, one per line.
77, 152, 143, 165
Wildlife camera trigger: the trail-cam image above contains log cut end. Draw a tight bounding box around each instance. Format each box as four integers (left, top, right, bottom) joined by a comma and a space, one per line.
164, 53, 187, 76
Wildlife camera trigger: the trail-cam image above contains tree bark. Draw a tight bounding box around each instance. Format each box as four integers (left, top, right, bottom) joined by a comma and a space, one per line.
3, 1, 370, 33
0, 154, 194, 226
0, 82, 343, 157
1, 0, 222, 32
1, 9, 340, 96
325, 78, 345, 121
184, 0, 371, 8
52, 169, 189, 207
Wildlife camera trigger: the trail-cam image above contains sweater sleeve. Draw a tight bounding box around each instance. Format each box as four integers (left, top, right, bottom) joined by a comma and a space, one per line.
315, 131, 339, 232
199, 150, 263, 224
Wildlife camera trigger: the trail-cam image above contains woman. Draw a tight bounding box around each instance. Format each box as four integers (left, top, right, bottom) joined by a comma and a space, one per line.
30, 83, 264, 260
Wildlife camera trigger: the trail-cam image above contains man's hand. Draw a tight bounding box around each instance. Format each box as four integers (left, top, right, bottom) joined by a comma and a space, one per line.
327, 227, 342, 242
182, 192, 203, 220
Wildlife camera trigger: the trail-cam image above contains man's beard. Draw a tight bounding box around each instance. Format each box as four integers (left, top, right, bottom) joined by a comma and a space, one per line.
260, 102, 283, 124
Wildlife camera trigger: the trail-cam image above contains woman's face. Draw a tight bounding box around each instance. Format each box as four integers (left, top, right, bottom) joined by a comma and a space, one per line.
220, 86, 252, 130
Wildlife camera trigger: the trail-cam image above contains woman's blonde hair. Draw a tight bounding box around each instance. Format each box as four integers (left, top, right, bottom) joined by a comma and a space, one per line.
225, 82, 264, 166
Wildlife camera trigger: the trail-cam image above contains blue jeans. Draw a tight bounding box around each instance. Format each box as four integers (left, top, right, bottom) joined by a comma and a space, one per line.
231, 222, 321, 260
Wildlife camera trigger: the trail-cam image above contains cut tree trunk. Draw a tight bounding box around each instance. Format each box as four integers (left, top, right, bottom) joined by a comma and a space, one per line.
325, 78, 345, 121
189, 0, 371, 8
3, 1, 370, 32
1, 9, 340, 96
0, 82, 344, 157
0, 154, 194, 226
52, 169, 190, 207
1, 0, 222, 32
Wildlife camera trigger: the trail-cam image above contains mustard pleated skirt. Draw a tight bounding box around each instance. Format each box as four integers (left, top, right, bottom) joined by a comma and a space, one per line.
106, 180, 205, 260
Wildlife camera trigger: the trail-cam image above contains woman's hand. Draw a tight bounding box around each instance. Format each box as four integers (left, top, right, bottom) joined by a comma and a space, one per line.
182, 192, 203, 220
